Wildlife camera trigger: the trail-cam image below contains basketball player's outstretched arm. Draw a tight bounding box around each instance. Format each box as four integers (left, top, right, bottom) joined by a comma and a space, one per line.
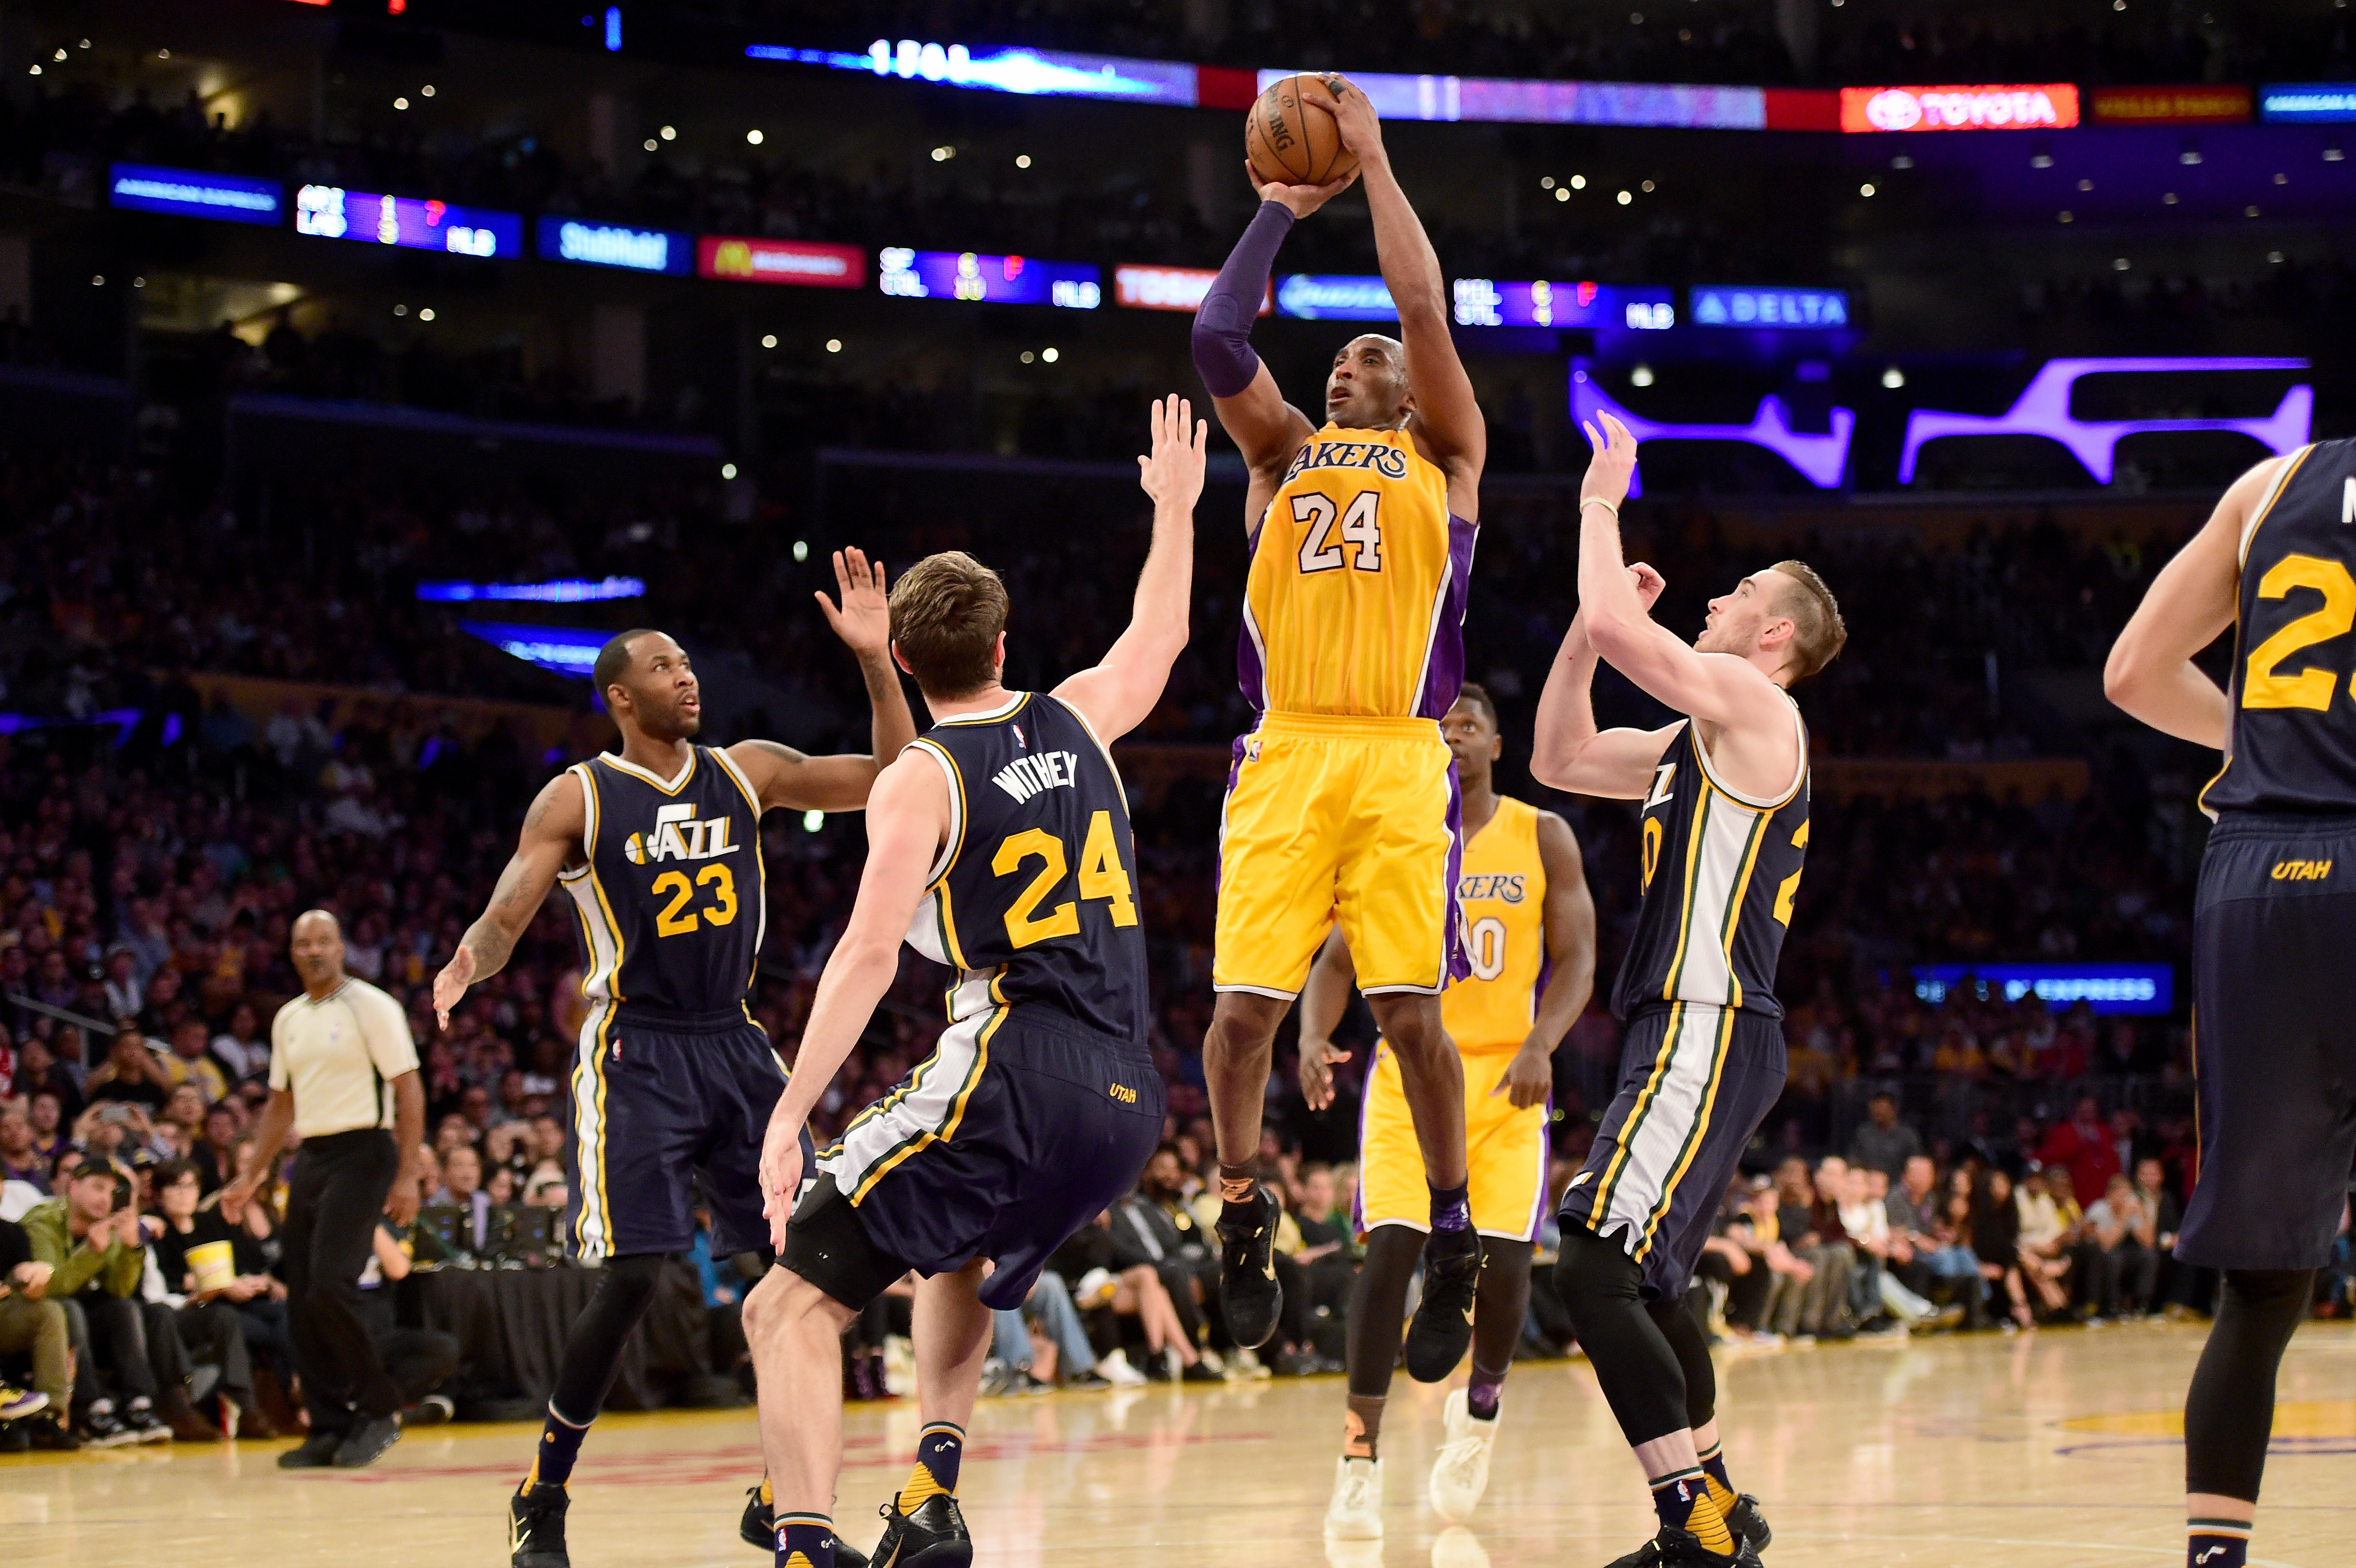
1326, 76, 1485, 497
728, 546, 920, 813
431, 771, 587, 1028
756, 752, 947, 1247
1530, 597, 1680, 799
1055, 395, 1206, 744
1192, 165, 1352, 515
2104, 456, 2277, 748
1576, 414, 1792, 741
1494, 814, 1598, 1109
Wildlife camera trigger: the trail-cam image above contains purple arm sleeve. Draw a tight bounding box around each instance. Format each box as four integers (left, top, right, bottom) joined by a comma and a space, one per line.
1190, 201, 1295, 398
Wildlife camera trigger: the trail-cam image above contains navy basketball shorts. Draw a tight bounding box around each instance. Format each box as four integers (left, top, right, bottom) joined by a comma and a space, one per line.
2178, 811, 2356, 1272
787, 1007, 1165, 1312
1559, 1002, 1788, 1300
566, 1006, 808, 1263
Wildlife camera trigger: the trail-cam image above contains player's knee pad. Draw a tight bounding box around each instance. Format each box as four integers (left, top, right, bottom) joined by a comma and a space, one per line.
1552, 1221, 1644, 1323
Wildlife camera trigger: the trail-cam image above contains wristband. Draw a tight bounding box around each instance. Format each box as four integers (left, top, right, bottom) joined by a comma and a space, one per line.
1580, 496, 1619, 521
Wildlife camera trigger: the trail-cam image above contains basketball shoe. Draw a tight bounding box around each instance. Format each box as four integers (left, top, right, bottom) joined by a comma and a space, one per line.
859, 1493, 970, 1567
1404, 1230, 1483, 1381
1216, 1185, 1283, 1349
1726, 1495, 1772, 1553
1427, 1387, 1497, 1522
739, 1485, 873, 1567
1604, 1526, 1763, 1567
509, 1482, 571, 1568
1324, 1456, 1383, 1540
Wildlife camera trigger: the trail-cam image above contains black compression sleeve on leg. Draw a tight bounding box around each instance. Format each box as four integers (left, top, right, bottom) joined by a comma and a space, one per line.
2184, 1267, 2315, 1502
1648, 1291, 1717, 1431
1474, 1239, 1535, 1376
1553, 1222, 1690, 1448
549, 1252, 671, 1423
1345, 1226, 1426, 1399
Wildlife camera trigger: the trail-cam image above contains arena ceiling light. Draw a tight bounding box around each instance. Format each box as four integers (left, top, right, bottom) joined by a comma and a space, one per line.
1569, 364, 1854, 492
457, 622, 611, 677
419, 577, 646, 604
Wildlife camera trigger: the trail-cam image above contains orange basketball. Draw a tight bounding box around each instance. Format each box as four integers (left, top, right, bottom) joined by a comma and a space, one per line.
1245, 73, 1359, 188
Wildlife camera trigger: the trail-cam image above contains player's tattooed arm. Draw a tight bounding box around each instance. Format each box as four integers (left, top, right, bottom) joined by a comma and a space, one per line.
1496, 814, 1597, 1109
2104, 455, 2273, 749
732, 548, 919, 814
432, 771, 582, 1028
1325, 74, 1484, 492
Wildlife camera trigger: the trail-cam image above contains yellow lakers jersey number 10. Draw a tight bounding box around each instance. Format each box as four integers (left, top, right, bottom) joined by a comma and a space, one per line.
1239, 424, 1474, 720
1447, 797, 1550, 1054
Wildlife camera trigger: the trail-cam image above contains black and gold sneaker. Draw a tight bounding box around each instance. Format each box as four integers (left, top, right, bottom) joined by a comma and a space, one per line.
1404, 1228, 1483, 1382
862, 1493, 969, 1568
1603, 1525, 1763, 1567
1215, 1186, 1283, 1350
509, 1481, 571, 1568
1726, 1494, 1772, 1553
740, 1483, 873, 1566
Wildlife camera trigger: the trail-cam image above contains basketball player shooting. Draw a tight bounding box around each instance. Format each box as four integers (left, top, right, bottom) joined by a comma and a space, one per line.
741, 397, 1203, 1568
1532, 414, 1844, 1568
427, 551, 917, 1568
2105, 441, 2356, 1568
1191, 72, 1489, 1380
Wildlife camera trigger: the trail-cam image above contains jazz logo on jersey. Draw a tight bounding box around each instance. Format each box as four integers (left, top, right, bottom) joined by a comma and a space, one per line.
993, 750, 1083, 803
1282, 438, 1411, 482
622, 802, 740, 865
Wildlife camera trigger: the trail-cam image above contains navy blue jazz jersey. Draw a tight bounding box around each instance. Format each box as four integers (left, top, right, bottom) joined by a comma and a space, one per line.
1611, 703, 1811, 1021
813, 692, 1163, 1310
557, 745, 791, 1264
899, 691, 1150, 1042
2180, 440, 2356, 1271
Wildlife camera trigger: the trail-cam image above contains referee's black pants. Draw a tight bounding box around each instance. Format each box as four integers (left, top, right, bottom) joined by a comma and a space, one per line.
284, 1128, 405, 1435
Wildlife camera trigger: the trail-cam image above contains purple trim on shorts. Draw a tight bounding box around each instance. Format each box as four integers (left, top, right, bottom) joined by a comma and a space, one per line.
1416, 512, 1479, 723
1519, 1085, 1554, 1241
1215, 731, 1251, 897
1442, 764, 1470, 984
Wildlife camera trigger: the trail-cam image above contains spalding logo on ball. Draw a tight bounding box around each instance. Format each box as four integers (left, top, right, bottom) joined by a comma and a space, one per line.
1246, 74, 1360, 188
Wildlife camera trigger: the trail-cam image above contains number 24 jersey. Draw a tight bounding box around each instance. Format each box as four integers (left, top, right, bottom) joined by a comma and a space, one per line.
901, 693, 1151, 1043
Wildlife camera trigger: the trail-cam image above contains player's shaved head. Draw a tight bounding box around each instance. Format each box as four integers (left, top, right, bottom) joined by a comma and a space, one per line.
592, 629, 665, 696
1326, 334, 1413, 430
593, 630, 701, 742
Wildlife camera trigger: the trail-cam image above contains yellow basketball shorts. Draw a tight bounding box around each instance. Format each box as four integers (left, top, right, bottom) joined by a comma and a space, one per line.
1213, 711, 1462, 997
1355, 1042, 1548, 1241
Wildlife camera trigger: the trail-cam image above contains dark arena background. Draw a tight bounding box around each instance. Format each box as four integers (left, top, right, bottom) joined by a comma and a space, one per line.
3, 4, 2354, 1566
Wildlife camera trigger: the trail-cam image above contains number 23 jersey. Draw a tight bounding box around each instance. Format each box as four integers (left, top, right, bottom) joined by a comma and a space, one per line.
561, 745, 767, 1015
902, 693, 1150, 1042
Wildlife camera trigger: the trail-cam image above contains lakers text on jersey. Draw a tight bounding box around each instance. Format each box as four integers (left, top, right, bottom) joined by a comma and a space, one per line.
2181, 439, 2356, 1271
812, 693, 1163, 1312
556, 745, 796, 1263
1563, 705, 1809, 1298
1218, 426, 1476, 998
1356, 797, 1553, 1241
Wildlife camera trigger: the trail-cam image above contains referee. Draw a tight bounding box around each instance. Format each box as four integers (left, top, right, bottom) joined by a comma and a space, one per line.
222, 910, 425, 1469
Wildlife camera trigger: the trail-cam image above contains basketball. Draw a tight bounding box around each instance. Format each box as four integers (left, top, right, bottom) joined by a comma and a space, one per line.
1246, 73, 1359, 188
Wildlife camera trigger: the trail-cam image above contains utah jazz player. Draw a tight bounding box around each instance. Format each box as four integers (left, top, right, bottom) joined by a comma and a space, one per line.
739, 397, 1203, 1568
2106, 440, 2356, 1568
1298, 682, 1597, 1540
1190, 72, 1487, 1376
428, 550, 916, 1568
1533, 415, 1845, 1568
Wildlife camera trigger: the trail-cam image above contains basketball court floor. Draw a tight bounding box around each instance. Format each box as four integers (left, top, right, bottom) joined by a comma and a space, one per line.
6, 1322, 2351, 1567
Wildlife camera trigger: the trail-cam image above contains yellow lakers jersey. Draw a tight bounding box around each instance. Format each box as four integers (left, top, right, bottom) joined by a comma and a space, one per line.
1447, 796, 1549, 1053
1239, 424, 1475, 719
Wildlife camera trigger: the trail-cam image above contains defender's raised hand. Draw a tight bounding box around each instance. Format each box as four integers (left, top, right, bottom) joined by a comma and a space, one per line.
1322, 73, 1387, 165
1137, 394, 1209, 512
815, 546, 890, 660
1580, 412, 1640, 512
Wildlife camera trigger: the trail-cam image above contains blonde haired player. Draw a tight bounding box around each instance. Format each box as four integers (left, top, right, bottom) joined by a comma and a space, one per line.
1299, 683, 1596, 1539
1190, 71, 1490, 1376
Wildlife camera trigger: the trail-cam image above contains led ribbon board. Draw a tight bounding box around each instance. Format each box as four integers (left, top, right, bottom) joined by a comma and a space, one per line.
1451, 280, 1675, 329
697, 236, 865, 288
1897, 357, 2312, 485
1690, 286, 1850, 329
419, 577, 645, 604
751, 40, 1199, 105
459, 622, 610, 677
1568, 366, 1853, 494
295, 186, 523, 257
108, 164, 284, 225
1912, 963, 2172, 1017
1259, 70, 1767, 129
1114, 265, 1269, 314
877, 250, 1100, 307
1276, 274, 1396, 321
2258, 84, 2356, 123
537, 218, 692, 275
1840, 84, 2079, 131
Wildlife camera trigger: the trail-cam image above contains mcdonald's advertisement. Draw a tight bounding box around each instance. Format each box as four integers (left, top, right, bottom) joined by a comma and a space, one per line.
695, 236, 866, 288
